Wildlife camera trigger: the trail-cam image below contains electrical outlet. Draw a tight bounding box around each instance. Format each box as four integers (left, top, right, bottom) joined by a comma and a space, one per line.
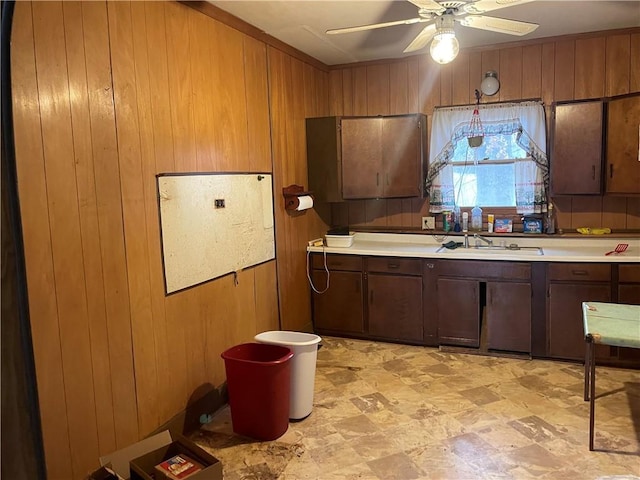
422, 216, 435, 230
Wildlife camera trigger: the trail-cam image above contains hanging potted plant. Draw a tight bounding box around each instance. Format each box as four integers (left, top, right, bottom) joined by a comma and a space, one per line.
467, 90, 484, 148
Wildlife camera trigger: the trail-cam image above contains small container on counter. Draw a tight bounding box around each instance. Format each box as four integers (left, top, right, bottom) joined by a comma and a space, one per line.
494, 218, 513, 233
487, 214, 494, 233
471, 206, 483, 231
523, 216, 543, 234
442, 211, 452, 232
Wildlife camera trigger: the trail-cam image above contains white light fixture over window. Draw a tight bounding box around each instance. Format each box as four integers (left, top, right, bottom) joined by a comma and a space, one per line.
480, 71, 500, 96
430, 15, 459, 65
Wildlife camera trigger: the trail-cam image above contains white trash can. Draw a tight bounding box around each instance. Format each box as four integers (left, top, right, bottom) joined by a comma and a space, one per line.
254, 331, 322, 420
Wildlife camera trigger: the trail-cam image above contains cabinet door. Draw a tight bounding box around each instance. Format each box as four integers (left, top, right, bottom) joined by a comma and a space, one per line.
486, 282, 531, 353
551, 102, 603, 194
548, 283, 611, 360
306, 117, 342, 202
606, 94, 640, 194
341, 117, 383, 198
617, 285, 640, 364
619, 285, 640, 305
382, 116, 423, 198
368, 274, 423, 342
437, 278, 480, 347
312, 270, 364, 334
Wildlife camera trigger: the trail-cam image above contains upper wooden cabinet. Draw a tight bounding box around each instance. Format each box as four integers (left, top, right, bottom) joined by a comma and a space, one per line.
550, 94, 640, 196
606, 93, 640, 194
551, 101, 604, 195
306, 114, 426, 201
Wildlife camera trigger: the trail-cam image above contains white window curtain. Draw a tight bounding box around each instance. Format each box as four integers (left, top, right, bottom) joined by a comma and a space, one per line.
425, 101, 548, 214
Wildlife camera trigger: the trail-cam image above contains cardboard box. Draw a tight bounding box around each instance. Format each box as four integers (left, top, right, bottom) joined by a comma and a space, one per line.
494, 218, 513, 233
99, 431, 222, 480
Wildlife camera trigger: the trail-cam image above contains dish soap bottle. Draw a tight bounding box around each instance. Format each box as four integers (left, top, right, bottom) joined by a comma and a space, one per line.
471, 206, 483, 231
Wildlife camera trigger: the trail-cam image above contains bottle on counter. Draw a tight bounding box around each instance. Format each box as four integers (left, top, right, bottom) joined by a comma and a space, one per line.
471, 206, 483, 231
487, 214, 494, 233
545, 203, 556, 234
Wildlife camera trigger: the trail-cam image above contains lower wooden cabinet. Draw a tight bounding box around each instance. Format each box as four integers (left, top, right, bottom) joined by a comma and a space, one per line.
437, 278, 480, 347
310, 253, 637, 368
368, 274, 422, 343
437, 260, 532, 352
486, 281, 531, 353
616, 264, 640, 364
311, 254, 423, 341
547, 263, 612, 361
312, 269, 364, 334
311, 254, 364, 335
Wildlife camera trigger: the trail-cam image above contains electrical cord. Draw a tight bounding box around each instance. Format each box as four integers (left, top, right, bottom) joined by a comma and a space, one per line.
306, 245, 330, 294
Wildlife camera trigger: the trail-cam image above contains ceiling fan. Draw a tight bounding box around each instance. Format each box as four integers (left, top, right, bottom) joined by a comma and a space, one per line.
326, 0, 540, 64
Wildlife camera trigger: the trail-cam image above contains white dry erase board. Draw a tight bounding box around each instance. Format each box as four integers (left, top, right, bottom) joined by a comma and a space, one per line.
157, 173, 275, 294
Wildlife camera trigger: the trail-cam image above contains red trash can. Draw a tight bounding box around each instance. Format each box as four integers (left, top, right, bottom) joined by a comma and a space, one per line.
221, 343, 294, 440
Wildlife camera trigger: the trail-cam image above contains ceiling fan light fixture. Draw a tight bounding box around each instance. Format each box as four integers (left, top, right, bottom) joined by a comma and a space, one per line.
430, 32, 459, 64
480, 71, 500, 96
429, 14, 459, 64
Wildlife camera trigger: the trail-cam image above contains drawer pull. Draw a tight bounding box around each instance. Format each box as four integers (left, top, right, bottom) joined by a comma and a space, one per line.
388, 263, 399, 269
571, 270, 588, 276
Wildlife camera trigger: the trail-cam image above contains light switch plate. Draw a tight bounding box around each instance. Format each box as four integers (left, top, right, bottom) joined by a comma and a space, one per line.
422, 216, 435, 230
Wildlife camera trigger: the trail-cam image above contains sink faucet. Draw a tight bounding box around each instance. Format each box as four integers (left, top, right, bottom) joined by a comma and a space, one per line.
474, 233, 493, 247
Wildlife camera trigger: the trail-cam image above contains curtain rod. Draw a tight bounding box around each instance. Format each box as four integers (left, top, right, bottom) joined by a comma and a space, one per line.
435, 98, 544, 111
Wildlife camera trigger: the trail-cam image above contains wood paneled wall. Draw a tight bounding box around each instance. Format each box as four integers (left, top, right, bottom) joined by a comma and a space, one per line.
328, 29, 640, 232
10, 2, 328, 478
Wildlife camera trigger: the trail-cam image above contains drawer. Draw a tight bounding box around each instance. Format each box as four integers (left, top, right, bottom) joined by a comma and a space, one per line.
548, 263, 611, 282
438, 260, 531, 281
367, 257, 422, 276
619, 264, 640, 283
312, 254, 362, 272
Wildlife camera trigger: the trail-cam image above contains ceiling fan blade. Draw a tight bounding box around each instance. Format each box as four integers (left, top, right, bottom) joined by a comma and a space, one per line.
403, 23, 437, 53
464, 0, 535, 15
460, 15, 539, 36
326, 17, 426, 35
408, 0, 446, 14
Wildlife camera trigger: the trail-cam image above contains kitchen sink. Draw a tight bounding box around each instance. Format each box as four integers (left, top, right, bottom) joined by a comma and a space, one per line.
436, 244, 544, 255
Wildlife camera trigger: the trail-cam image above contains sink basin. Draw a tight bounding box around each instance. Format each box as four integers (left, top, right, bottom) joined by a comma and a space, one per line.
437, 244, 544, 256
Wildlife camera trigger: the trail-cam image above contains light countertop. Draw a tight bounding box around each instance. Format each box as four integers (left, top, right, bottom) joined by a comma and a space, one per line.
308, 232, 640, 263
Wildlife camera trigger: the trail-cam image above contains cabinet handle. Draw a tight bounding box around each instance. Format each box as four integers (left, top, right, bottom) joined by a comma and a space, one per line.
592, 165, 595, 181
610, 164, 613, 178
426, 263, 434, 269
571, 270, 588, 276
387, 263, 399, 269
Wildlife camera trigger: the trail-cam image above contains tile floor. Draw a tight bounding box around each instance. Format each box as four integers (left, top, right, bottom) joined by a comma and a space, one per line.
192, 337, 640, 479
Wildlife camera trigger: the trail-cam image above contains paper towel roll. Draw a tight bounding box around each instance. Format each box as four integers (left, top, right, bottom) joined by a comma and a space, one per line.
295, 195, 314, 211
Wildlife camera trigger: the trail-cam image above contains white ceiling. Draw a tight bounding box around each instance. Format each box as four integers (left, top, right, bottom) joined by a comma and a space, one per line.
208, 0, 640, 65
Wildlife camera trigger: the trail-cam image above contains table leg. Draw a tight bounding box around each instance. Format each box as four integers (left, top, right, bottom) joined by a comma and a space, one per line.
588, 338, 596, 451
584, 337, 590, 401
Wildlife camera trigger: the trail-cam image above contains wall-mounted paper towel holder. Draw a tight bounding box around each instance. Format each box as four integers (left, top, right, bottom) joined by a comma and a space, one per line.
283, 184, 314, 211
